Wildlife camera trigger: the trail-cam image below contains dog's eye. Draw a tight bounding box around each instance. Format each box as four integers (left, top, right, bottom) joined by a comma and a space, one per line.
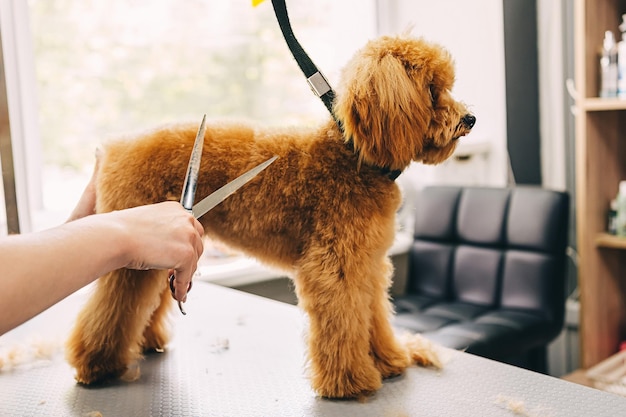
428, 85, 437, 105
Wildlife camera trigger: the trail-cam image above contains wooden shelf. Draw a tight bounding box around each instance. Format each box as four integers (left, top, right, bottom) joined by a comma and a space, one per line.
583, 98, 626, 111
595, 233, 626, 249
575, 0, 626, 369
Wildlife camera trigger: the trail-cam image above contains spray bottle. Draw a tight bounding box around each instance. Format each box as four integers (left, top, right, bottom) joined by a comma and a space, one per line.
618, 15, 626, 98
600, 30, 618, 98
616, 181, 626, 237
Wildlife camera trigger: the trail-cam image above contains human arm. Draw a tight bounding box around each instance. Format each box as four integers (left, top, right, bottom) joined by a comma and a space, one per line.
0, 201, 204, 335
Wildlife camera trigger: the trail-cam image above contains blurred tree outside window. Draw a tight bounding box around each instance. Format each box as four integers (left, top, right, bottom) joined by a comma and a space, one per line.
25, 0, 375, 229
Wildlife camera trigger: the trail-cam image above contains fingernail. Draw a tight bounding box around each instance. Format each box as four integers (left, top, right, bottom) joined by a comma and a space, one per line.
177, 300, 186, 315
168, 275, 176, 298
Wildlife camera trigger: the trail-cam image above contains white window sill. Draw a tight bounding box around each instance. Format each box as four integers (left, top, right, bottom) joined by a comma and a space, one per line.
197, 230, 413, 287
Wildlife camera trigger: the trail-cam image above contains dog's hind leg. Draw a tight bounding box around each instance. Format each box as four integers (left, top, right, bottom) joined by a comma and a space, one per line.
66, 269, 166, 384
295, 249, 383, 399
141, 281, 173, 352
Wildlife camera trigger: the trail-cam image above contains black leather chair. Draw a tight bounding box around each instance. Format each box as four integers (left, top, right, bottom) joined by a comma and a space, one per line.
393, 186, 569, 373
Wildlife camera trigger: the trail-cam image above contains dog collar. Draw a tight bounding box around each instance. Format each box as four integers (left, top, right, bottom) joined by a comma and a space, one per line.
383, 168, 402, 181
344, 138, 402, 181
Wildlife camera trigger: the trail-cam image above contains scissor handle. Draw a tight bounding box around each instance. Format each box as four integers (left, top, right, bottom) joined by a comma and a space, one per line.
169, 273, 193, 315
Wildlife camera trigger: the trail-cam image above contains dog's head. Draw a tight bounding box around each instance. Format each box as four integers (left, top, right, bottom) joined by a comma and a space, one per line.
334, 35, 475, 171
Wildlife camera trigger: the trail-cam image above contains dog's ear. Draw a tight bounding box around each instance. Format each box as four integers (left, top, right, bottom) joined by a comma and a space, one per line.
334, 42, 432, 171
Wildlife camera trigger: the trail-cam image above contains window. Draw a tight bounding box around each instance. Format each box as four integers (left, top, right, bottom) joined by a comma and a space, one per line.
0, 0, 376, 231
1, 0, 375, 278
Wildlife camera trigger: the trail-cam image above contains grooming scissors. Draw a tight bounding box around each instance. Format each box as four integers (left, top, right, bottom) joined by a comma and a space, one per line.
169, 115, 278, 314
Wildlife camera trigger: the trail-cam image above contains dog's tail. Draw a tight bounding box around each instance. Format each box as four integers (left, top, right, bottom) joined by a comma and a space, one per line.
399, 333, 443, 369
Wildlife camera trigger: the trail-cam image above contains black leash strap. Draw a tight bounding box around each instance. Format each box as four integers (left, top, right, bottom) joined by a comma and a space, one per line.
269, 0, 401, 181
270, 0, 336, 117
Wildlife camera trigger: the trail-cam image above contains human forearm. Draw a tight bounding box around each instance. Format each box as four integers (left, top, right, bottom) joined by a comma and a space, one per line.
0, 202, 204, 335
0, 214, 129, 335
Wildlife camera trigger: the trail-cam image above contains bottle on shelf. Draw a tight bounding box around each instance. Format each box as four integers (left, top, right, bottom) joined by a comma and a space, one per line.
618, 15, 626, 98
608, 198, 618, 234
600, 30, 618, 98
616, 181, 626, 237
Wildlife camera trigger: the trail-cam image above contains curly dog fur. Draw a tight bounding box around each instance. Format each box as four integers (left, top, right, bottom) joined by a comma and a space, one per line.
66, 34, 474, 399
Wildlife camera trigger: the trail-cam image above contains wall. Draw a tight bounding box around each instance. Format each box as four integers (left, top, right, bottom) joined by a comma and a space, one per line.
378, 0, 579, 375
377, 0, 509, 188
504, 0, 541, 185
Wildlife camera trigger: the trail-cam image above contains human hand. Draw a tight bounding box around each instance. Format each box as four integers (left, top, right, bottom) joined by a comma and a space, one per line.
67, 148, 103, 223
111, 201, 205, 302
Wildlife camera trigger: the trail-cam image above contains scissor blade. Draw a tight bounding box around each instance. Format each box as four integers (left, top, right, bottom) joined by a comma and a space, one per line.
180, 114, 207, 210
192, 155, 278, 219
172, 114, 207, 315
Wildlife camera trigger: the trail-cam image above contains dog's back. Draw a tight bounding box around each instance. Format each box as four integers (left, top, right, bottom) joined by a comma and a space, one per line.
98, 119, 402, 271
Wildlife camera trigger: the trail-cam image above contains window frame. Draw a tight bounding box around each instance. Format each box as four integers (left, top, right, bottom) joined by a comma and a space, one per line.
1, 0, 378, 235
0, 0, 44, 233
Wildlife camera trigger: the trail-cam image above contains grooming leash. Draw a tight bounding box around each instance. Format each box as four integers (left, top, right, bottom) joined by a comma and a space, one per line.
270, 0, 336, 119
269, 0, 401, 180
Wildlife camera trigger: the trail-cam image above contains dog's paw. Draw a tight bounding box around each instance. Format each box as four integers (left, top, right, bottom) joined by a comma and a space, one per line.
141, 327, 169, 353
66, 328, 136, 385
66, 346, 129, 385
312, 366, 382, 399
374, 348, 412, 380
67, 351, 129, 385
72, 361, 128, 385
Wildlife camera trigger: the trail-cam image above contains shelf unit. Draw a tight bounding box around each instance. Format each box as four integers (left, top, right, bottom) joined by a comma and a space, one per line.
574, 0, 626, 369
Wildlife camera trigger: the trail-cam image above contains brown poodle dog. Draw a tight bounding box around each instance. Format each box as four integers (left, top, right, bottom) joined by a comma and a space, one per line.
66, 34, 475, 399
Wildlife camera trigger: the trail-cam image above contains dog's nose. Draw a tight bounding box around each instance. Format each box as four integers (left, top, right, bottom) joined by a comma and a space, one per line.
463, 114, 476, 128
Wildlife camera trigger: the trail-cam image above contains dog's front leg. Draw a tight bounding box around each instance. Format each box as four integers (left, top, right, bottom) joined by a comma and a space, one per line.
66, 269, 168, 384
367, 255, 415, 377
295, 254, 383, 399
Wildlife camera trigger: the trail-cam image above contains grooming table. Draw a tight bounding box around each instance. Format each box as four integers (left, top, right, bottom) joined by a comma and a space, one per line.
1, 282, 624, 417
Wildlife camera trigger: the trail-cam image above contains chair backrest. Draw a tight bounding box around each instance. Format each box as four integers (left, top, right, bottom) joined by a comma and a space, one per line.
408, 186, 570, 326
